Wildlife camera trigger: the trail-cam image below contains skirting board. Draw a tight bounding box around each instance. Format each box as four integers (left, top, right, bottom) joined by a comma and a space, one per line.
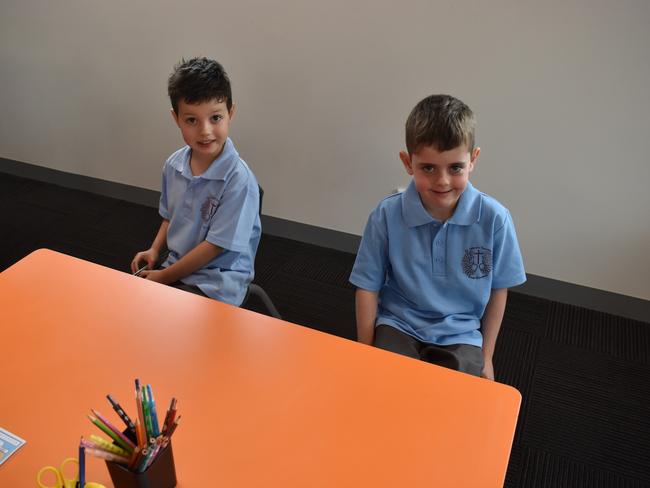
2, 157, 649, 324
0, 157, 161, 208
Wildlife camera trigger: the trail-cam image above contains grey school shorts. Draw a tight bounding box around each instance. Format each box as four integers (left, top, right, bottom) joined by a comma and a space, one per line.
373, 324, 484, 377
170, 280, 208, 297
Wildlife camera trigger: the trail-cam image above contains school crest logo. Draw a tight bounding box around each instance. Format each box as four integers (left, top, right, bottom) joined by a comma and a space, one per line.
462, 247, 492, 279
201, 197, 219, 223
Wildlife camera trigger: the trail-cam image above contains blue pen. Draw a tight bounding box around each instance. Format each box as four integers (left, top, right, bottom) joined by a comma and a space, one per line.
147, 384, 161, 437
78, 439, 86, 488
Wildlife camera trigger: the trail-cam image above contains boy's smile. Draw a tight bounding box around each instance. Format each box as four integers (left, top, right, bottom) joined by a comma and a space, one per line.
400, 144, 479, 221
172, 98, 235, 172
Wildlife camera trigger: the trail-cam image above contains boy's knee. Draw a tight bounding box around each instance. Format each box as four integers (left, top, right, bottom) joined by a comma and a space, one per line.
422, 344, 483, 376
373, 325, 420, 360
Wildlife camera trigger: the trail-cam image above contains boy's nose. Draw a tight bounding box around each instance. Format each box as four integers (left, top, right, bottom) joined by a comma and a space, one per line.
434, 173, 450, 186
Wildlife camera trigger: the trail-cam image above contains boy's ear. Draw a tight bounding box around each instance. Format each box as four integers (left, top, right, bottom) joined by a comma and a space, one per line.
228, 103, 236, 121
399, 151, 414, 175
170, 108, 180, 126
469, 147, 480, 172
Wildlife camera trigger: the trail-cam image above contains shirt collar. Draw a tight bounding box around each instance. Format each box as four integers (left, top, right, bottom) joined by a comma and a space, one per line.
169, 138, 239, 181
447, 181, 481, 225
402, 180, 435, 227
401, 180, 481, 227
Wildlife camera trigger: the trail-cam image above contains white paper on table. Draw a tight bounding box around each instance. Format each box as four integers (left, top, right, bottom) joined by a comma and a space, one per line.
0, 427, 26, 466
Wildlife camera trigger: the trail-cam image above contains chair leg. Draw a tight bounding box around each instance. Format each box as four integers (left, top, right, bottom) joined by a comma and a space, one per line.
247, 283, 282, 319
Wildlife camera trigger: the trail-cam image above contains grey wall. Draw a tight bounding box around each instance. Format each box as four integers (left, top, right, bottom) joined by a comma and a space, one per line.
1, 0, 649, 300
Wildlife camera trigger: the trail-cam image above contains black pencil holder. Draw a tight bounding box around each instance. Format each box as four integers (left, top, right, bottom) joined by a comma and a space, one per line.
106, 443, 177, 488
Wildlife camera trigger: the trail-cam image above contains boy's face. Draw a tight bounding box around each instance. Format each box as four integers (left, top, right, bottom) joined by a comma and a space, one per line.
171, 98, 235, 165
400, 144, 480, 220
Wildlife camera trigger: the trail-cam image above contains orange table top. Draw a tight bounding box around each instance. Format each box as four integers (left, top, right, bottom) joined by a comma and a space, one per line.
0, 249, 520, 487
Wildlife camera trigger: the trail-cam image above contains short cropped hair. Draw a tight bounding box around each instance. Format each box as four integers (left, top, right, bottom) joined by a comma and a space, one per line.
405, 94, 475, 155
167, 57, 232, 114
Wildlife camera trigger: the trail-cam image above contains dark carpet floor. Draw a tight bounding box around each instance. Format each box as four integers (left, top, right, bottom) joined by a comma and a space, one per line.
1, 171, 649, 487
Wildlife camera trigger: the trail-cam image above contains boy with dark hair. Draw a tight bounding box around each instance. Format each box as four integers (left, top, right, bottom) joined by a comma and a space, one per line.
350, 94, 525, 379
131, 57, 261, 306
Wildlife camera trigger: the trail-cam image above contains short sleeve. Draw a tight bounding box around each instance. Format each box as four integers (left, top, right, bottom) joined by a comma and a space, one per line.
205, 170, 259, 253
491, 211, 526, 289
158, 166, 170, 220
349, 207, 389, 292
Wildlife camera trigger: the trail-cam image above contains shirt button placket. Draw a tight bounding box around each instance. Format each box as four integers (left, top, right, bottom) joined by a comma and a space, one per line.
434, 224, 447, 275
184, 180, 195, 212
431, 233, 437, 276
432, 226, 441, 275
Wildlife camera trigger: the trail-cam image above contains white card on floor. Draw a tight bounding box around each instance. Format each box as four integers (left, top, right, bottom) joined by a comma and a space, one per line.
0, 427, 26, 466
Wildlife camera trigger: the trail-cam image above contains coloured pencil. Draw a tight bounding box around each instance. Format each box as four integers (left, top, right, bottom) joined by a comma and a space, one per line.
107, 394, 136, 433
128, 445, 143, 470
87, 414, 134, 453
88, 435, 131, 457
143, 437, 163, 471
167, 415, 181, 438
135, 382, 147, 446
85, 447, 130, 464
91, 409, 136, 451
162, 397, 177, 435
79, 438, 85, 488
146, 384, 161, 437
161, 398, 172, 435
136, 444, 156, 473
142, 386, 154, 442
133, 418, 145, 449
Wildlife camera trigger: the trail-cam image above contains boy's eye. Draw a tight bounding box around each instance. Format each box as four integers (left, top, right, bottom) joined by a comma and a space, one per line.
185, 117, 196, 125
422, 165, 435, 173
211, 115, 223, 123
450, 165, 463, 174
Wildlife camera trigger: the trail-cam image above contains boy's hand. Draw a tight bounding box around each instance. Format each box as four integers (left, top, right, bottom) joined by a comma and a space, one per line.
481, 358, 495, 381
139, 269, 170, 284
131, 249, 160, 274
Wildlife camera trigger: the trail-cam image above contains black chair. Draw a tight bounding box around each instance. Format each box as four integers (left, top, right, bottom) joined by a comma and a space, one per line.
241, 186, 282, 319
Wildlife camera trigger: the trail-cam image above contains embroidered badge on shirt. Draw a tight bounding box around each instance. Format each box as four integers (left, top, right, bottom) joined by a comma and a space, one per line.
201, 197, 219, 223
462, 247, 492, 279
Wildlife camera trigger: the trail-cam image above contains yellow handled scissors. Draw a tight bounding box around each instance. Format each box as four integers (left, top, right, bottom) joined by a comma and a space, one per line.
36, 457, 78, 488
36, 457, 107, 488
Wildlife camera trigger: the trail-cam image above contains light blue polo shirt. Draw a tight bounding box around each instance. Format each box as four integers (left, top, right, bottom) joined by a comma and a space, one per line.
159, 138, 261, 306
350, 180, 526, 347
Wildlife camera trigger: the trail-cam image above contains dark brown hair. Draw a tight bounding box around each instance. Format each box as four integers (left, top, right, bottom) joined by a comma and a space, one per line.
405, 94, 475, 155
167, 57, 232, 114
